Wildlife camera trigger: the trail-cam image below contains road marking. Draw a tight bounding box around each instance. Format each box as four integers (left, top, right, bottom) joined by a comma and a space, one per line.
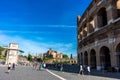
46, 69, 67, 80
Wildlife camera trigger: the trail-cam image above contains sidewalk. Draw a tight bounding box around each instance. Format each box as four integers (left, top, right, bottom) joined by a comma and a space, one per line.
48, 69, 120, 80
88, 69, 120, 79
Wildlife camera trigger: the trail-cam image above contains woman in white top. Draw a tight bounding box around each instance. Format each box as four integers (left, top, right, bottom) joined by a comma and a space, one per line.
79, 65, 83, 75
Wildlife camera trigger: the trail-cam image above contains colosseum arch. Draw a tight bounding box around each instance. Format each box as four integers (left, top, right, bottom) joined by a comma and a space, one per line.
83, 23, 87, 37
84, 51, 88, 65
90, 49, 96, 69
78, 53, 80, 64
97, 7, 107, 28
116, 43, 120, 67
100, 46, 111, 70
80, 53, 83, 65
89, 17, 95, 33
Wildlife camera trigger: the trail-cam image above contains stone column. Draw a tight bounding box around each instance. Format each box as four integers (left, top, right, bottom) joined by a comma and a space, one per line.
109, 40, 117, 68
108, 32, 117, 67
106, 4, 118, 24
87, 23, 90, 36
94, 15, 99, 31
110, 49, 117, 67
96, 46, 101, 70
82, 27, 85, 39
5, 50, 9, 65
87, 10, 90, 36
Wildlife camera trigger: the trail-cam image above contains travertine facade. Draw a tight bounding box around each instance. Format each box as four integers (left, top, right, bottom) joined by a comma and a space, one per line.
6, 43, 19, 64
77, 0, 120, 70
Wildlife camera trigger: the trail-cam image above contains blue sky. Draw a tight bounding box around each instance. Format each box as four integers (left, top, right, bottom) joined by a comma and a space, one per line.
0, 0, 92, 56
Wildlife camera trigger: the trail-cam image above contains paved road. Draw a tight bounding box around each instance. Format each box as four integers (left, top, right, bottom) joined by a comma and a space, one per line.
0, 66, 119, 80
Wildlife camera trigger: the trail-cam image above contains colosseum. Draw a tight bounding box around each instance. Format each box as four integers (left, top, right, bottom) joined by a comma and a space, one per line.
77, 0, 120, 71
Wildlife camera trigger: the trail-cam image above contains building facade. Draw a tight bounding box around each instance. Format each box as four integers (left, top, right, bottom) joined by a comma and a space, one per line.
6, 43, 19, 64
44, 48, 63, 59
77, 0, 120, 70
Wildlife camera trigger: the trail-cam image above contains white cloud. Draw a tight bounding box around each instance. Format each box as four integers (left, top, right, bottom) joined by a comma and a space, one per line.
0, 32, 76, 56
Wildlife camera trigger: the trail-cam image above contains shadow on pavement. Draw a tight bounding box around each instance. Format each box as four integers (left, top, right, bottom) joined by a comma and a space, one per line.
46, 64, 120, 79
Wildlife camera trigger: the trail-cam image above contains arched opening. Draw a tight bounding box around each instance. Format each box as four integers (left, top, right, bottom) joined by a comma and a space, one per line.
80, 53, 83, 65
78, 53, 81, 64
97, 7, 107, 28
78, 53, 80, 63
100, 46, 111, 70
116, 0, 120, 17
84, 51, 88, 65
83, 24, 87, 37
89, 17, 95, 33
79, 31, 82, 40
116, 43, 120, 68
90, 49, 96, 69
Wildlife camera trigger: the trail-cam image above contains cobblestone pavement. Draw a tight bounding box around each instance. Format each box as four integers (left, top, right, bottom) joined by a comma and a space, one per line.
0, 66, 61, 80
0, 65, 120, 80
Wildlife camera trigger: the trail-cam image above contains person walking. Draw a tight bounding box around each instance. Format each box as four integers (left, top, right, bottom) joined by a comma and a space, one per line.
87, 65, 90, 73
39, 63, 43, 70
33, 63, 35, 69
7, 63, 11, 73
60, 64, 63, 72
35, 62, 38, 70
12, 63, 15, 70
43, 63, 46, 69
79, 64, 83, 75
87, 65, 90, 80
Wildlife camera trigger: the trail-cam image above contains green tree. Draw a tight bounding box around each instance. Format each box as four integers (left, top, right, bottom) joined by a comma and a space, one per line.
28, 54, 33, 62
0, 46, 5, 51
0, 46, 5, 55
63, 54, 69, 59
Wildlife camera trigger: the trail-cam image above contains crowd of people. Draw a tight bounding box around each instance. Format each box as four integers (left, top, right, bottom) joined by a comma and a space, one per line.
33, 62, 46, 70
79, 65, 90, 75
7, 63, 16, 73
6, 62, 90, 75
6, 62, 46, 73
